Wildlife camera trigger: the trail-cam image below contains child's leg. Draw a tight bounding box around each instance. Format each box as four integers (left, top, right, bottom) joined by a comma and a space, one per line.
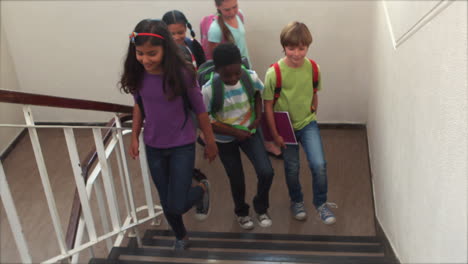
167, 143, 204, 214
145, 145, 189, 240
282, 144, 304, 203
240, 131, 274, 215
298, 121, 328, 208
217, 141, 250, 217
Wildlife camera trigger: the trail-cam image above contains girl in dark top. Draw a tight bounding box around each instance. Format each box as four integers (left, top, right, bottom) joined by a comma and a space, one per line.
162, 10, 206, 68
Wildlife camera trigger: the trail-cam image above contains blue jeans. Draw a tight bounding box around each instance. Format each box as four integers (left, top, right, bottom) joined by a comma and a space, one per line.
145, 143, 203, 240
217, 131, 274, 216
282, 121, 328, 208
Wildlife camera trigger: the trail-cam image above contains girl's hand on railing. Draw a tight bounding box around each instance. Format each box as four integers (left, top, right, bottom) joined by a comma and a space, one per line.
129, 138, 140, 159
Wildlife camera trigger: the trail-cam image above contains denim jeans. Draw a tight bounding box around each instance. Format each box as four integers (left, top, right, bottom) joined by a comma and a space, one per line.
145, 143, 203, 240
217, 131, 274, 216
282, 121, 328, 208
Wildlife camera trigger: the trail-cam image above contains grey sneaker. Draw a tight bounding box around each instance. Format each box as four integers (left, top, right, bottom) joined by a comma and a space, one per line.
237, 216, 254, 230
174, 238, 190, 251
291, 201, 307, 221
194, 179, 210, 221
257, 213, 272, 227
317, 202, 337, 225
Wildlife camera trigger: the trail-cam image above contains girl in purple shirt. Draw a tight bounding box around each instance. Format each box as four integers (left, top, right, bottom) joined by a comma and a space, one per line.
119, 19, 217, 250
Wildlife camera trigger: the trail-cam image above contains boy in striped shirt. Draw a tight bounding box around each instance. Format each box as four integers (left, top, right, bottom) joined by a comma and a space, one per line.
201, 43, 274, 230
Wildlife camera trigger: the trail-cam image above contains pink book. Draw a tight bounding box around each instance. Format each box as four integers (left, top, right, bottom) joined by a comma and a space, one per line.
260, 111, 298, 144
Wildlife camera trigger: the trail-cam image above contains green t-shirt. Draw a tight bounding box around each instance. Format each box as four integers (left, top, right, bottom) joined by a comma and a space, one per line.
263, 58, 322, 131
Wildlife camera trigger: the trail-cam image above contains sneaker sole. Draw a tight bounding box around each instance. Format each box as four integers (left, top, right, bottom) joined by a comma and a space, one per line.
258, 220, 272, 228
194, 213, 208, 221
239, 223, 254, 230
294, 214, 307, 221
323, 217, 336, 225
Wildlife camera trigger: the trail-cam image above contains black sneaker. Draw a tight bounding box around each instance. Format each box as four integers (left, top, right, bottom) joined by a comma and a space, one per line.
174, 238, 190, 251
192, 168, 207, 182
194, 179, 210, 221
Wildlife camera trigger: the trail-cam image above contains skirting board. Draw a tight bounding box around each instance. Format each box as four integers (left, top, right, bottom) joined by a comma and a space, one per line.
375, 217, 400, 264
0, 122, 366, 161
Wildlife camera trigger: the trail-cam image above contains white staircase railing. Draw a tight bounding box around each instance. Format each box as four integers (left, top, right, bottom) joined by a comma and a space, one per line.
0, 92, 164, 263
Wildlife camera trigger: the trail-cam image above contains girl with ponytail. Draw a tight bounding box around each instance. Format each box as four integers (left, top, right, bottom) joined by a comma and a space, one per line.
207, 0, 251, 65
162, 10, 206, 68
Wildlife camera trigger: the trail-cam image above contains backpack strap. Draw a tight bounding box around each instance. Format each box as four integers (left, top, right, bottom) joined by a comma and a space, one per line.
238, 10, 245, 23
210, 73, 224, 114
309, 59, 319, 92
272, 62, 282, 106
239, 67, 255, 99
136, 92, 145, 119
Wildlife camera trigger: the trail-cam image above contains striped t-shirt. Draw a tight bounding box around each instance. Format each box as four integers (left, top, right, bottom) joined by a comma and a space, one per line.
201, 69, 264, 142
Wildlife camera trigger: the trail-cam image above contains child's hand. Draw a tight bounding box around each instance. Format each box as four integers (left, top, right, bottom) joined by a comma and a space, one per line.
273, 135, 286, 149
129, 138, 140, 159
248, 118, 261, 130
235, 129, 252, 142
204, 141, 218, 162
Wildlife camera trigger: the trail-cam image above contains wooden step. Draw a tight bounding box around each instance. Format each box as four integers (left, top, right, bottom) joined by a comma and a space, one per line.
89, 229, 394, 264
103, 247, 392, 264
143, 229, 382, 244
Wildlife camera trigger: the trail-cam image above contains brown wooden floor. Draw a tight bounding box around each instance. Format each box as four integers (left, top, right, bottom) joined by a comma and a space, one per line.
0, 127, 375, 263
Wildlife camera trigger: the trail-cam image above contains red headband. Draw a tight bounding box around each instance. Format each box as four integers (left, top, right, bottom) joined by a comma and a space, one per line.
129, 32, 165, 42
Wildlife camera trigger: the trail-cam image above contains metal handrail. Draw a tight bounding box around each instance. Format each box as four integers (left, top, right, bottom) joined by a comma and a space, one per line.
0, 89, 161, 263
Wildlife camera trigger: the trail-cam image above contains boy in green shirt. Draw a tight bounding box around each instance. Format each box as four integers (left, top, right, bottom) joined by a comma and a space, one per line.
263, 21, 337, 224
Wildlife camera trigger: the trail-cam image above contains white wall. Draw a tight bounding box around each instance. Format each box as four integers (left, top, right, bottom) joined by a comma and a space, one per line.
368, 1, 467, 263
0, 25, 24, 155
0, 0, 373, 123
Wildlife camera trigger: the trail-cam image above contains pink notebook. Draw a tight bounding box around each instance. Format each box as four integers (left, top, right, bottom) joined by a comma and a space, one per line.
260, 111, 297, 144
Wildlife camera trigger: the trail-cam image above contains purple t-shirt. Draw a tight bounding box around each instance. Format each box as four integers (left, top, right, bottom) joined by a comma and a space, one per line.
134, 72, 206, 148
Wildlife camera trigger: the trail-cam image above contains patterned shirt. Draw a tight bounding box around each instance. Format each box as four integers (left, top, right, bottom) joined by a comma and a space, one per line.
201, 69, 264, 142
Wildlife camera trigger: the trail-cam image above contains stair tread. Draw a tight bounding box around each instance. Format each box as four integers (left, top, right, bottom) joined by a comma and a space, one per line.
143, 229, 381, 243
109, 247, 394, 264
90, 258, 194, 264
141, 237, 383, 253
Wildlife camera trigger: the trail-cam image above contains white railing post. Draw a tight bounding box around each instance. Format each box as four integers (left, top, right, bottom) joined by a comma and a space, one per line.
137, 132, 156, 217
113, 115, 142, 246
22, 106, 68, 254
63, 128, 98, 242
92, 128, 122, 231
114, 115, 138, 222
0, 161, 32, 263
93, 178, 113, 251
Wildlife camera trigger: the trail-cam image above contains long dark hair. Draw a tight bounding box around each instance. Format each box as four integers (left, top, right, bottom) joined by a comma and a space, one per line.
162, 10, 206, 67
215, 0, 235, 43
119, 19, 195, 98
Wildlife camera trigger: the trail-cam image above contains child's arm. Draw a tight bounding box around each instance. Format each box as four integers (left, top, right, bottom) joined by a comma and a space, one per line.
312, 93, 318, 113
264, 99, 286, 149
211, 121, 252, 142
197, 112, 218, 162
248, 91, 262, 130
130, 103, 143, 159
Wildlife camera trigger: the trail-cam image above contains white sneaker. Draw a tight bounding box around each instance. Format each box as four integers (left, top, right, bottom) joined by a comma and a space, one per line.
237, 216, 254, 230
317, 202, 337, 225
257, 213, 272, 227
291, 201, 307, 221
